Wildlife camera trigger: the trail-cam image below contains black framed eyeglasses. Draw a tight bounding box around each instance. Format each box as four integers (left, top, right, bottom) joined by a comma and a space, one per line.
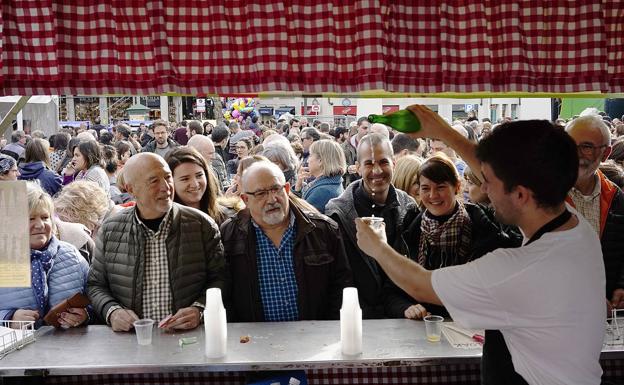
577, 143, 608, 156
244, 184, 285, 199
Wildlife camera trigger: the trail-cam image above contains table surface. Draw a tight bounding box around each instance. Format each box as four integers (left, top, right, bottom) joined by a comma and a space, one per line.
0, 319, 622, 376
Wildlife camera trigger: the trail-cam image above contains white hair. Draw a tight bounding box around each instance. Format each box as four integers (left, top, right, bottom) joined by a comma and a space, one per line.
579, 107, 601, 117
566, 115, 612, 145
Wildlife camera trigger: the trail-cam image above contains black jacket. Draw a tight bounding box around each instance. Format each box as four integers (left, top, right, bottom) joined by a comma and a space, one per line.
385, 203, 522, 318
220, 200, 352, 322
326, 180, 417, 319
600, 184, 624, 298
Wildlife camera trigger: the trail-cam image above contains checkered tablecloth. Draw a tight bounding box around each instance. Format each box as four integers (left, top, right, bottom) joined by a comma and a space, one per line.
2, 360, 622, 385
1, 1, 623, 95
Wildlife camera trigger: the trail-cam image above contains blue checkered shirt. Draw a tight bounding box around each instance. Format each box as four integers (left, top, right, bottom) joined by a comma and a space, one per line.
253, 213, 299, 321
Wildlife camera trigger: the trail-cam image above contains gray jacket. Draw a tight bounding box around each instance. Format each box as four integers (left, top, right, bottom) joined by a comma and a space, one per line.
88, 203, 225, 322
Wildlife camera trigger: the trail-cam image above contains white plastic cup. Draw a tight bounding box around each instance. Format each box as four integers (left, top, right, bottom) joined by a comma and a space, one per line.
424, 315, 444, 342
362, 216, 384, 230
204, 288, 227, 358
133, 319, 155, 346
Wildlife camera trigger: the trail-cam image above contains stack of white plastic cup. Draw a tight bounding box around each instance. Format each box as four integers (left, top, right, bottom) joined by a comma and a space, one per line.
204, 288, 227, 358
340, 287, 362, 355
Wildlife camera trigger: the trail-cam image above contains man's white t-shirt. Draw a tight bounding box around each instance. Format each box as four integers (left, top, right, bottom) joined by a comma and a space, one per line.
432, 211, 605, 385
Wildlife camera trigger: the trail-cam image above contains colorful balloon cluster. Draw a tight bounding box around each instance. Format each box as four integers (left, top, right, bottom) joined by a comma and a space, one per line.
223, 97, 258, 123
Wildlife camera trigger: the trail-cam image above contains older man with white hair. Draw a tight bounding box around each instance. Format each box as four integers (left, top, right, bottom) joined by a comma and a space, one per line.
88, 153, 225, 332
566, 114, 624, 311
220, 160, 351, 322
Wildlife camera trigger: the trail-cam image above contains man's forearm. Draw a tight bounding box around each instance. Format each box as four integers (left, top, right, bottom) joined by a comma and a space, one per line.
374, 243, 442, 306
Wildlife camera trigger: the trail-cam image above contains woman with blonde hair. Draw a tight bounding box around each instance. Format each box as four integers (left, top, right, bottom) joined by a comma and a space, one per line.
166, 147, 226, 225
392, 155, 423, 204
0, 182, 89, 328
54, 180, 112, 235
294, 139, 346, 213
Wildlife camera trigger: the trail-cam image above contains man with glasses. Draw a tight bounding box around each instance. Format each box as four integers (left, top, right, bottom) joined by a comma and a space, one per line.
566, 115, 624, 312
220, 160, 352, 322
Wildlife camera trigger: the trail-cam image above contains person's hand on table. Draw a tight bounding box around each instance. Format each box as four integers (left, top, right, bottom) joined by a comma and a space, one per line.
58, 307, 88, 328
164, 307, 201, 330
406, 104, 455, 141
355, 218, 387, 259
110, 308, 139, 332
12, 309, 39, 322
404, 304, 429, 320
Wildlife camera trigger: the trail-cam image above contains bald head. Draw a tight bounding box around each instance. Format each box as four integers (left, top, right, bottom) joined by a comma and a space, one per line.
123, 152, 170, 188
187, 135, 216, 161
241, 161, 286, 191
369, 123, 390, 139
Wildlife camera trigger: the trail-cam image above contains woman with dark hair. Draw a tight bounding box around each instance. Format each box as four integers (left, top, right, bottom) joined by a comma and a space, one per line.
71, 140, 110, 196
18, 138, 63, 196
57, 137, 81, 175
114, 140, 133, 170
50, 132, 70, 171
166, 147, 226, 225
226, 137, 253, 176
386, 155, 520, 320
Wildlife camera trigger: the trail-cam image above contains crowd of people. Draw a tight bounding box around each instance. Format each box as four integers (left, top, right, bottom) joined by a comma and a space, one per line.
0, 105, 623, 384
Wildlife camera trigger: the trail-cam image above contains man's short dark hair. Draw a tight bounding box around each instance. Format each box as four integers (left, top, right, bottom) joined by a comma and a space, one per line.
153, 119, 168, 131
476, 120, 578, 209
391, 133, 420, 155
357, 116, 368, 126
319, 122, 330, 133
179, 120, 188, 127
332, 126, 348, 139
99, 131, 114, 145
115, 124, 131, 139
211, 125, 229, 143
188, 120, 204, 135
301, 127, 321, 142
54, 132, 71, 151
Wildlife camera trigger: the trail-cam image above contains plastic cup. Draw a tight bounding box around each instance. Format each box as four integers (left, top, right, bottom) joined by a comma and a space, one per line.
424, 315, 444, 342
134, 319, 155, 346
362, 216, 384, 230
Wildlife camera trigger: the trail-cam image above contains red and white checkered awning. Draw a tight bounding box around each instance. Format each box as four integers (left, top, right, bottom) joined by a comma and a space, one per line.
1, 0, 623, 95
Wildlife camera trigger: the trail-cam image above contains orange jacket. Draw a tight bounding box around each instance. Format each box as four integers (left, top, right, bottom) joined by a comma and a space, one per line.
566, 170, 618, 238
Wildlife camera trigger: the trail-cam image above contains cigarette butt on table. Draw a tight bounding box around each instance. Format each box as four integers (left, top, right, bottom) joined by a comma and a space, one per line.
178, 337, 198, 347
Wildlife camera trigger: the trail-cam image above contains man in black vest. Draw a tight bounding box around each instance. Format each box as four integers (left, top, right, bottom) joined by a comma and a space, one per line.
355, 105, 605, 385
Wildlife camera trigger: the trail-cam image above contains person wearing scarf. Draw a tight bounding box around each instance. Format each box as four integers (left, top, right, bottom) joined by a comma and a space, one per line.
0, 182, 90, 328
385, 155, 520, 320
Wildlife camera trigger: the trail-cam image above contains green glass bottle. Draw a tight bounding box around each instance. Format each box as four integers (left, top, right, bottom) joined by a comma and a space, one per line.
368, 110, 421, 133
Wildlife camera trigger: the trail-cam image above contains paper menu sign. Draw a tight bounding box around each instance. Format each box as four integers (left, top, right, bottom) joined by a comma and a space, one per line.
0, 181, 30, 287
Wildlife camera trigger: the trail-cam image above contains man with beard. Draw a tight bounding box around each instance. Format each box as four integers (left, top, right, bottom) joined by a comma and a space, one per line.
325, 133, 417, 318
220, 160, 351, 322
88, 153, 225, 331
565, 115, 624, 312
142, 119, 178, 158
